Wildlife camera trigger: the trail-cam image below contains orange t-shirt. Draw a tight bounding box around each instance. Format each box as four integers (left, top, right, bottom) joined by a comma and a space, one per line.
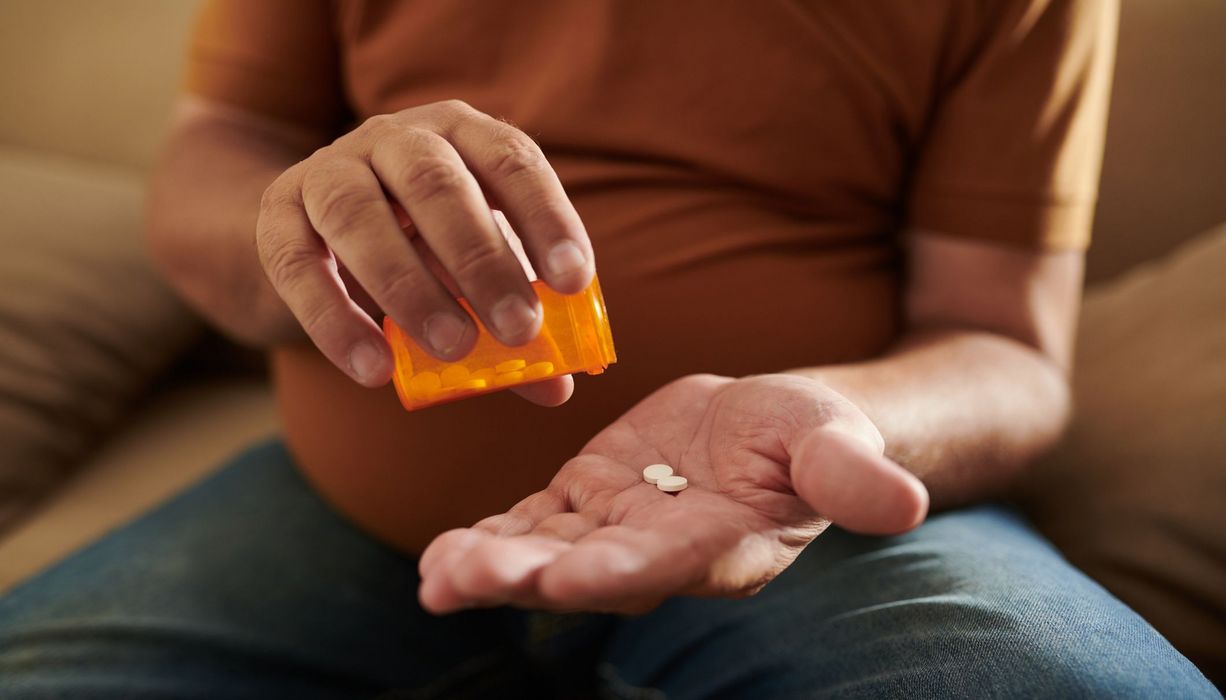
184, 0, 1117, 553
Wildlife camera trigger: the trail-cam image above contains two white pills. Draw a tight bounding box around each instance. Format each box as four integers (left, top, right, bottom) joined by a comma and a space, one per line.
642, 463, 688, 493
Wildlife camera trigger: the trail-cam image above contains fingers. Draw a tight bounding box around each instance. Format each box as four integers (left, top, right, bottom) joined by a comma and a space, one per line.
535, 524, 707, 612
421, 505, 717, 615
368, 122, 542, 347
790, 427, 929, 535
529, 511, 601, 542
421, 535, 571, 613
475, 489, 569, 536
300, 158, 478, 361
258, 101, 594, 389
419, 490, 571, 613
255, 185, 393, 386
444, 109, 594, 294
418, 528, 487, 579
408, 208, 575, 407
509, 375, 574, 406
419, 529, 663, 616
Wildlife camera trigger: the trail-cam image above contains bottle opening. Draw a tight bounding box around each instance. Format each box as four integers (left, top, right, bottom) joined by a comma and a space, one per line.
588, 276, 617, 368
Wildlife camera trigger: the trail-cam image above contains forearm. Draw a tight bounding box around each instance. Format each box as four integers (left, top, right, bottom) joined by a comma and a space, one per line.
793, 328, 1070, 510
146, 99, 322, 345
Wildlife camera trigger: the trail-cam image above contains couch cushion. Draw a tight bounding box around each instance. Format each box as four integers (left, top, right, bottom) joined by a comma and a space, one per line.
0, 376, 277, 592
0, 147, 200, 534
1018, 222, 1226, 684
1089, 0, 1226, 283
0, 0, 201, 170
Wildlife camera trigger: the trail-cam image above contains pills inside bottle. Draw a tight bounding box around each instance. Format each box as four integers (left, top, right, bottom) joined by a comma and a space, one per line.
384, 276, 616, 411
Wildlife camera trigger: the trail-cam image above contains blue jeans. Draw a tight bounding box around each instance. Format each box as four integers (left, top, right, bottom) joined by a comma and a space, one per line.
0, 441, 1216, 699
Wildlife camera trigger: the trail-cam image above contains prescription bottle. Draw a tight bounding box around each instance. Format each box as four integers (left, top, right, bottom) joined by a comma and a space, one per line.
383, 276, 617, 411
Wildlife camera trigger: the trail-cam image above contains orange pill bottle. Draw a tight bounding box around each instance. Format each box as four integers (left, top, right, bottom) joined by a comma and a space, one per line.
383, 276, 617, 411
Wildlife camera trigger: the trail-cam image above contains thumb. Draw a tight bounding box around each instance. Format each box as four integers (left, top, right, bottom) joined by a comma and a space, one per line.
510, 375, 574, 407
790, 427, 929, 535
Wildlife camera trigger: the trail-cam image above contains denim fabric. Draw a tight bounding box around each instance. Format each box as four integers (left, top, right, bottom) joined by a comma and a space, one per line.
0, 441, 1216, 699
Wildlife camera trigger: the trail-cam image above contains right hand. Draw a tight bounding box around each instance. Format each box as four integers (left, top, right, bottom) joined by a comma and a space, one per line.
255, 100, 593, 404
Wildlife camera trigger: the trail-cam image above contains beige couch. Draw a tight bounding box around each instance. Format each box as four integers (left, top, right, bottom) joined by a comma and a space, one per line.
1, 0, 1223, 682
0, 0, 278, 586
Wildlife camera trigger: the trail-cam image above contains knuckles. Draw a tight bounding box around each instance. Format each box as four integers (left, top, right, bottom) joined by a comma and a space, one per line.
486, 136, 546, 180
310, 182, 384, 233
436, 98, 475, 116
448, 239, 506, 280
257, 182, 298, 219
395, 156, 466, 200
253, 98, 557, 297
384, 99, 479, 137
364, 268, 422, 310
257, 236, 318, 293
361, 112, 397, 136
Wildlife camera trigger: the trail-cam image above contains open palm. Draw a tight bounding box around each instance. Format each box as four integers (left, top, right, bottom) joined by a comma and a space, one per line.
419, 373, 928, 614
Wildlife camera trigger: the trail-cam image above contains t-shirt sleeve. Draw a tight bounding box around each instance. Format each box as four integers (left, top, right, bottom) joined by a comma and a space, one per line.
183, 0, 350, 134
907, 0, 1119, 250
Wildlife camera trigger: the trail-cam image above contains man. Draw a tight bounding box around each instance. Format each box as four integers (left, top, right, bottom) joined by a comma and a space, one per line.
0, 0, 1216, 697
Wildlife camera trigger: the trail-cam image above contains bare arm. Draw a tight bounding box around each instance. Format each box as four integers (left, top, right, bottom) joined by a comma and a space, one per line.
794, 231, 1082, 509
147, 97, 324, 346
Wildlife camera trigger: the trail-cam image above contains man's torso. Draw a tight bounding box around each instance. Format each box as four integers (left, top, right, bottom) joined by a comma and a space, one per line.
279, 1, 978, 552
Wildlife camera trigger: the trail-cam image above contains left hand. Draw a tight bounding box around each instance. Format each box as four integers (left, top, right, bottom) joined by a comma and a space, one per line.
418, 373, 929, 614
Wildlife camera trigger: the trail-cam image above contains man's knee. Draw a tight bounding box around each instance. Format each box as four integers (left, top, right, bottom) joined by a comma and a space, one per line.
600, 507, 1217, 698
956, 605, 1217, 698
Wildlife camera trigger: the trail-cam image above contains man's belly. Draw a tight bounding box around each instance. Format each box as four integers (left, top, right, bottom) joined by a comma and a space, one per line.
276, 246, 901, 555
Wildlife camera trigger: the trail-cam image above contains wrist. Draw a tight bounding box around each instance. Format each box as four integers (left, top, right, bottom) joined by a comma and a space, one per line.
721, 372, 886, 459
781, 366, 880, 432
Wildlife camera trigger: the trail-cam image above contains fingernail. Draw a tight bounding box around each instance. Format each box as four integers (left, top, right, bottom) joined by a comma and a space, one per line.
546, 240, 587, 279
491, 295, 539, 341
424, 313, 469, 356
348, 342, 386, 384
